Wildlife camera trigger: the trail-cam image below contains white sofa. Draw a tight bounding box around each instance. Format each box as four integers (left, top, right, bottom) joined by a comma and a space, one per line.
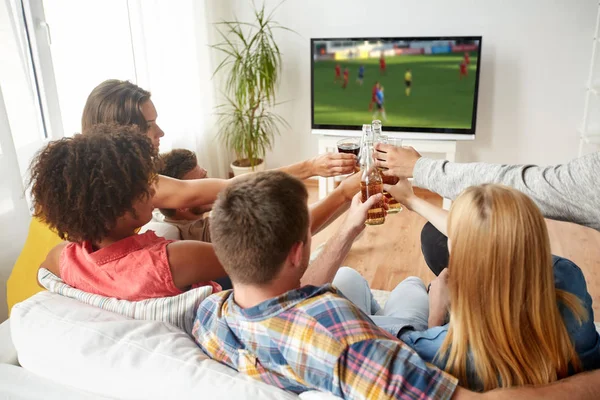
0, 283, 397, 400
3, 290, 600, 399
0, 291, 347, 399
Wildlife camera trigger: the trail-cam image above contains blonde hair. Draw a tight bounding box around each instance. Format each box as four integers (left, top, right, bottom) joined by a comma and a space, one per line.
439, 184, 586, 390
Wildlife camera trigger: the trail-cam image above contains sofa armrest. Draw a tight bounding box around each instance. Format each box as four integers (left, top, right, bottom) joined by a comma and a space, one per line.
0, 319, 19, 366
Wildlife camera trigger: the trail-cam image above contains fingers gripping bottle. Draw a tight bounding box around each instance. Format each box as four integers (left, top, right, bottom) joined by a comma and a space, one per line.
372, 120, 402, 214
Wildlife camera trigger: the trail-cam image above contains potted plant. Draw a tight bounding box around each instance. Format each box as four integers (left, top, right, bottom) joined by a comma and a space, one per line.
213, 2, 290, 176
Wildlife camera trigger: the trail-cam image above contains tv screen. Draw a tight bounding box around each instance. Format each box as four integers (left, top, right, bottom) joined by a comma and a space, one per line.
311, 36, 482, 137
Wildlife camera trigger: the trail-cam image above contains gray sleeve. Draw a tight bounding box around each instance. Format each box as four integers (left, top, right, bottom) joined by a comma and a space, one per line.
412, 153, 600, 231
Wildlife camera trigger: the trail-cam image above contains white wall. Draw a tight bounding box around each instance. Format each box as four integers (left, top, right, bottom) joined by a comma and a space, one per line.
207, 0, 597, 167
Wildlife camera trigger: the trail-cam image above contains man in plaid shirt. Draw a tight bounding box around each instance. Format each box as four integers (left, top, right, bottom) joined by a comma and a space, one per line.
193, 171, 600, 399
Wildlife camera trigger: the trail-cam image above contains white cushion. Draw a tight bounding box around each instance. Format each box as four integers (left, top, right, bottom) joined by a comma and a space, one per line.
38, 268, 211, 334
0, 320, 18, 366
0, 364, 111, 400
11, 291, 302, 400
140, 221, 181, 240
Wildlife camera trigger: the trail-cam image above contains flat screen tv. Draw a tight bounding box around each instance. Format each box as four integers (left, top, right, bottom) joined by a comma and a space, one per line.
311, 36, 482, 140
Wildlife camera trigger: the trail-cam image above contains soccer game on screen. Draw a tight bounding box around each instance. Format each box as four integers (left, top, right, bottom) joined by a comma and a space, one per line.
312, 38, 480, 130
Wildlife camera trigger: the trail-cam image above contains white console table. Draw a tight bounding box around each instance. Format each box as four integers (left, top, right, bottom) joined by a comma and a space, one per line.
317, 136, 457, 210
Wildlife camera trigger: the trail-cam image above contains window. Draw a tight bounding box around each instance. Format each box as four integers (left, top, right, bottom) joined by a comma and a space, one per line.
5, 0, 216, 179
24, 0, 138, 137
0, 0, 49, 179
1, 0, 141, 196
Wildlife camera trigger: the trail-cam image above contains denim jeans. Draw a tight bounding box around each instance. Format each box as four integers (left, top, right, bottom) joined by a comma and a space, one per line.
332, 267, 429, 337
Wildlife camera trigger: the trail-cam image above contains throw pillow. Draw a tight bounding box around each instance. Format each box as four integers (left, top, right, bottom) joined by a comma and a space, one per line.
37, 268, 211, 334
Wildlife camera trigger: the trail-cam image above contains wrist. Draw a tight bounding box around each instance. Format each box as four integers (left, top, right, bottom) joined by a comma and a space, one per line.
335, 181, 355, 202
428, 308, 446, 328
306, 158, 317, 178
409, 157, 420, 178
408, 155, 425, 181
428, 316, 444, 328
338, 222, 361, 243
403, 195, 419, 211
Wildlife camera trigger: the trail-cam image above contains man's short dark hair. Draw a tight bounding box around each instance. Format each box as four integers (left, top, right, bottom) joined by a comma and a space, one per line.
158, 149, 198, 218
29, 124, 159, 243
210, 171, 309, 285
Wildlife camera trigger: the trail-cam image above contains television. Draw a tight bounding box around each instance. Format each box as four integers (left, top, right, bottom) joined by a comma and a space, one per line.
311, 36, 482, 140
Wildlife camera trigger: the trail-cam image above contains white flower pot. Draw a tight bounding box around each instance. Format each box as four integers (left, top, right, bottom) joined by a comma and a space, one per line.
230, 159, 266, 177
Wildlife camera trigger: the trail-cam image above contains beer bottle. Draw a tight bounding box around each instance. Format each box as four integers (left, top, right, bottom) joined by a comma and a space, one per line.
360, 135, 385, 225
372, 119, 382, 142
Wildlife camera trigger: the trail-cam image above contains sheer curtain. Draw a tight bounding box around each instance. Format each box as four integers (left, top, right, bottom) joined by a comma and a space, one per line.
0, 0, 49, 182
128, 0, 230, 178
2, 0, 230, 179
0, 0, 35, 321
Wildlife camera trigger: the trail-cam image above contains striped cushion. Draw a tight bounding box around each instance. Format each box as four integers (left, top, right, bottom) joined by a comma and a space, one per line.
37, 268, 211, 334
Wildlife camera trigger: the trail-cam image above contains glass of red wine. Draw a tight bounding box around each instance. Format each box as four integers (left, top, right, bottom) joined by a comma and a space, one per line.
337, 137, 361, 173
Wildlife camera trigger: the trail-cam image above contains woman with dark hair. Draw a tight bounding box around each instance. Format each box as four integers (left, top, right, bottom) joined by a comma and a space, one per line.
81, 79, 358, 232
34, 126, 226, 300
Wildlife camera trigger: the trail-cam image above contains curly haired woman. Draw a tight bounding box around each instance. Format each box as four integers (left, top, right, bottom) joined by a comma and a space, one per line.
32, 125, 224, 300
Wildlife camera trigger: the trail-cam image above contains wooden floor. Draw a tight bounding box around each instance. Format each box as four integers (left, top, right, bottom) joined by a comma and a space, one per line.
307, 182, 600, 318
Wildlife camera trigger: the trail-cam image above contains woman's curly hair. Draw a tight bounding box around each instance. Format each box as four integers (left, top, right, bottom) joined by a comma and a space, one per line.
29, 124, 160, 244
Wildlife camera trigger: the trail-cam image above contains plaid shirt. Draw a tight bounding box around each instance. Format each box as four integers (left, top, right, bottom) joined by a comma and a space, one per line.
193, 285, 457, 399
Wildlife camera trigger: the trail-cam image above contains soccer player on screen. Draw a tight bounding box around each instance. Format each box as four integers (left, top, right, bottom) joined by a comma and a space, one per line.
372, 86, 387, 121
342, 67, 349, 89
404, 68, 412, 96
459, 61, 468, 80
368, 81, 380, 111
464, 52, 471, 65
334, 64, 341, 84
356, 65, 365, 86
379, 54, 386, 75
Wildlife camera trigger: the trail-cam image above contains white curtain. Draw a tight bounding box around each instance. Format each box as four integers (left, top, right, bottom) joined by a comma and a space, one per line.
128, 0, 230, 178
0, 0, 50, 183
0, 0, 35, 321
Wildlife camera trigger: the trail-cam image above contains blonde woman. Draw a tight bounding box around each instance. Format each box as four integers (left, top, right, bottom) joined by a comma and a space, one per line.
384, 180, 600, 391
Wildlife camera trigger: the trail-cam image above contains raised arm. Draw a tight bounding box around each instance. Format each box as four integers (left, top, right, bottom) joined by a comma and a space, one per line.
153, 175, 230, 210
384, 178, 449, 236
154, 153, 357, 210
309, 172, 361, 235
277, 153, 357, 180
376, 144, 600, 230
302, 192, 383, 287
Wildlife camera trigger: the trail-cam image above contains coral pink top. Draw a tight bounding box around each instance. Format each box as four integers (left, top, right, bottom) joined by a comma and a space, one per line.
60, 231, 221, 301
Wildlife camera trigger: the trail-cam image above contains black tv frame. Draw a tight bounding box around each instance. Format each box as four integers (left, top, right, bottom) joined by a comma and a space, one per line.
310, 36, 483, 137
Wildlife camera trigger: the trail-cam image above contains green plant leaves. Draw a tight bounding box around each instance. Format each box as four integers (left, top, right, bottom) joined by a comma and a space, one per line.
212, 1, 293, 167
